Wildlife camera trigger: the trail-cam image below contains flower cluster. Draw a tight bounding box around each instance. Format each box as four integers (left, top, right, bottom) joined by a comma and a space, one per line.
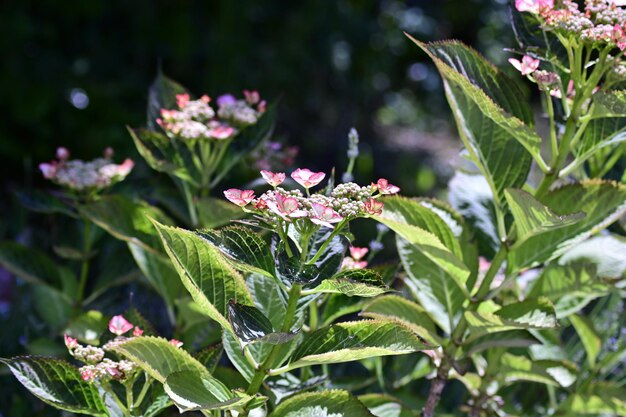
224, 170, 400, 229
39, 147, 134, 193
64, 314, 182, 383
157, 91, 266, 141
516, 1, 626, 51
250, 141, 299, 171
341, 246, 369, 270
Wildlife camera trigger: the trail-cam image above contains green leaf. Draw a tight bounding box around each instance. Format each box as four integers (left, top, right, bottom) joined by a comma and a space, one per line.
286, 320, 431, 371
498, 353, 577, 388
227, 301, 297, 345
163, 370, 247, 412
559, 394, 626, 416
1, 357, 107, 416
0, 242, 67, 287
147, 72, 188, 130
247, 273, 288, 330
271, 390, 375, 417
358, 394, 414, 417
194, 343, 223, 374
569, 314, 601, 368
15, 189, 76, 217
306, 269, 389, 297
559, 235, 626, 279
464, 298, 558, 342
63, 310, 107, 345
361, 295, 440, 346
144, 394, 174, 417
196, 197, 247, 229
128, 242, 184, 307
321, 294, 367, 326
151, 220, 253, 331
199, 226, 275, 279
111, 336, 208, 383
528, 263, 610, 318
266, 373, 327, 403
508, 180, 626, 271
573, 117, 626, 170
409, 36, 537, 205
462, 330, 540, 356
33, 285, 73, 328
592, 90, 626, 118
127, 127, 187, 179
505, 188, 585, 248
80, 195, 171, 251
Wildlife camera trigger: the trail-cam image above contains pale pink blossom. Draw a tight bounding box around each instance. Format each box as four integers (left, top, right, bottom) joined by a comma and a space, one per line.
375, 178, 400, 195
210, 125, 235, 139
108, 315, 134, 336
80, 368, 96, 382
117, 159, 135, 176
170, 339, 184, 348
612, 24, 626, 51
56, 147, 70, 160
364, 198, 384, 216
550, 79, 575, 99
341, 257, 368, 270
224, 189, 255, 206
261, 170, 286, 187
310, 203, 343, 228
176, 93, 190, 108
257, 100, 267, 113
266, 193, 308, 219
291, 168, 326, 188
349, 246, 369, 261
64, 334, 78, 349
515, 0, 553, 14
39, 162, 57, 179
243, 90, 260, 105
106, 365, 123, 379
509, 55, 540, 76
132, 327, 144, 337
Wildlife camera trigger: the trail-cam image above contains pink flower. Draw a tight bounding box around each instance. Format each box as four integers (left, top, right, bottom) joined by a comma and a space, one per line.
342, 257, 368, 270
349, 246, 369, 261
261, 170, 286, 187
612, 24, 626, 51
200, 94, 211, 103
310, 203, 343, 228
106, 365, 123, 379
515, 0, 553, 14
132, 327, 144, 337
210, 125, 236, 139
104, 147, 115, 158
176, 93, 190, 108
266, 193, 308, 219
364, 198, 384, 216
376, 178, 400, 195
109, 315, 134, 336
80, 368, 96, 382
550, 79, 575, 99
224, 189, 255, 206
117, 159, 134, 176
257, 100, 267, 113
243, 90, 260, 105
291, 168, 326, 188
253, 199, 268, 210
64, 334, 78, 349
39, 162, 57, 179
509, 55, 540, 76
170, 339, 184, 348
56, 147, 70, 160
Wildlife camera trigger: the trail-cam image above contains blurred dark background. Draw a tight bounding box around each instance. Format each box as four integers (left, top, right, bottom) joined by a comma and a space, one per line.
0, 0, 515, 200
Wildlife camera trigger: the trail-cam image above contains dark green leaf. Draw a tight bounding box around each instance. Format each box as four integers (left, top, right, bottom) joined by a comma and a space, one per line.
569, 314, 601, 368
0, 242, 67, 287
1, 357, 107, 416
227, 301, 297, 345
163, 370, 248, 412
147, 72, 188, 131
196, 197, 247, 229
271, 390, 375, 417
15, 190, 75, 217
306, 269, 389, 297
193, 344, 223, 374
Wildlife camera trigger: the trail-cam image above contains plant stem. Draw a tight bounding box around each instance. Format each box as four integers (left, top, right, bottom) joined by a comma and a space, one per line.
245, 284, 302, 396
474, 245, 507, 300
77, 218, 93, 303
306, 220, 347, 265
182, 181, 199, 227
422, 354, 453, 417
132, 376, 152, 409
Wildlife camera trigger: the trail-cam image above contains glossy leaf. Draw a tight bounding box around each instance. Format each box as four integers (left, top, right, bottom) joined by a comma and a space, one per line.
498, 353, 577, 388
508, 181, 626, 271
111, 336, 209, 383
163, 370, 248, 412
410, 36, 536, 205
227, 301, 297, 345
152, 220, 253, 331
196, 196, 247, 229
1, 357, 107, 416
505, 188, 585, 248
358, 394, 414, 417
306, 269, 389, 297
559, 235, 626, 279
271, 390, 375, 417
199, 225, 275, 279
361, 295, 440, 345
592, 90, 626, 118
286, 320, 431, 370
569, 314, 601, 368
147, 72, 188, 130
528, 263, 610, 318
465, 298, 558, 342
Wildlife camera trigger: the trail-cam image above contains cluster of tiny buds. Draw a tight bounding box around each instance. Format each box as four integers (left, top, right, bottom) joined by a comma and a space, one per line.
223, 169, 399, 229
516, 1, 626, 51
64, 314, 182, 383
39, 147, 134, 192
157, 91, 265, 141
341, 246, 369, 270
509, 55, 580, 99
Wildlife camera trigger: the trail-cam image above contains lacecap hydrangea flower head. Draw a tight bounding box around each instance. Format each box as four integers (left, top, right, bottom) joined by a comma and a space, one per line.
39, 147, 134, 193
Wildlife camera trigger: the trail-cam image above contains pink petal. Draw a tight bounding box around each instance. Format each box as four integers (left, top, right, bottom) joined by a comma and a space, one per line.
109, 315, 134, 336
